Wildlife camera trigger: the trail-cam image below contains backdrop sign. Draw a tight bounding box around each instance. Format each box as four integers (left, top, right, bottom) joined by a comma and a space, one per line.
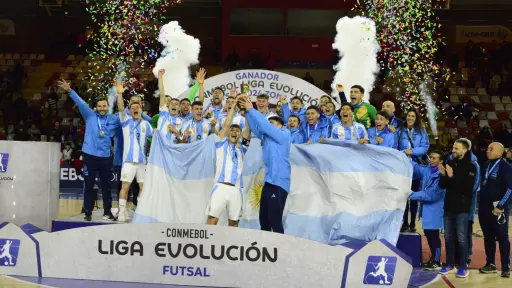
0, 142, 60, 232
178, 69, 328, 107
0, 223, 412, 287
60, 163, 118, 190
0, 19, 15, 35
456, 25, 512, 43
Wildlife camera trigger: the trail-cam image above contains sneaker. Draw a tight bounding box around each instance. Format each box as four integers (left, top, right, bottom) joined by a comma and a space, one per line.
130, 204, 137, 213
439, 265, 455, 275
425, 261, 442, 271
408, 226, 417, 233
421, 261, 431, 268
84, 214, 92, 222
456, 267, 469, 278
102, 212, 116, 221
479, 264, 498, 274
117, 207, 126, 222
501, 270, 510, 278
400, 225, 408, 233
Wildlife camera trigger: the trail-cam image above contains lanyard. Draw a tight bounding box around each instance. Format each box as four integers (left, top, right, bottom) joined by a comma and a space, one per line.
376, 128, 385, 138
97, 115, 109, 132
307, 122, 319, 140
131, 120, 142, 137
485, 159, 501, 180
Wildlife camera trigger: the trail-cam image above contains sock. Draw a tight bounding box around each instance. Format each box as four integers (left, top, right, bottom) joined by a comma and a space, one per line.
434, 248, 441, 262
119, 199, 127, 207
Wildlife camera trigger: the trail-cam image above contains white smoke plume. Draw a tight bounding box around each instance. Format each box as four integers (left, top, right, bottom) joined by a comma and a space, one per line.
420, 82, 439, 138
153, 21, 200, 98
331, 16, 380, 102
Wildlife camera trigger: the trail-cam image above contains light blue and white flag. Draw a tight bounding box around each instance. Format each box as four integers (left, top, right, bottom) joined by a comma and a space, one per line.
133, 133, 412, 246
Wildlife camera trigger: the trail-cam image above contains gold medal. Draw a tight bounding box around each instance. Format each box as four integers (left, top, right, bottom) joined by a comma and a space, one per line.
100, 131, 105, 137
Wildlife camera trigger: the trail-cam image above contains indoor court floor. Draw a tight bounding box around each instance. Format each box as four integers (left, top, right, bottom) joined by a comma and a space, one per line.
1, 197, 511, 287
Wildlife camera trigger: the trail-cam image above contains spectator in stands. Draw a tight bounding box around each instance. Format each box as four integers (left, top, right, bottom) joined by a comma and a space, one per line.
247, 49, 263, 69
62, 142, 73, 163
303, 72, 315, 85
13, 93, 28, 123
478, 142, 512, 278
493, 123, 511, 148
224, 48, 240, 71
52, 121, 63, 143
409, 150, 446, 271
27, 123, 41, 141
1, 93, 13, 134
478, 126, 493, 150
399, 109, 430, 233
438, 139, 477, 278
438, 128, 454, 151
13, 124, 28, 141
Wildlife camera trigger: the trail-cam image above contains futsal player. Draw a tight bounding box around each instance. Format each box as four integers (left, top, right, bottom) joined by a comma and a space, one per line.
239, 95, 292, 234
115, 80, 153, 222
181, 101, 214, 143
56, 79, 119, 222
156, 69, 183, 143
329, 103, 368, 143
206, 95, 251, 227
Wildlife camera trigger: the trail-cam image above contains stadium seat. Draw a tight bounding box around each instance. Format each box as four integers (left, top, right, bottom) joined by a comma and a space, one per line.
67, 55, 75, 60
487, 111, 498, 120
457, 88, 467, 95
467, 120, 479, 129
37, 54, 45, 60
29, 54, 37, 59
445, 120, 456, 128
458, 62, 465, 69
0, 59, 6, 65
491, 96, 501, 104
84, 55, 91, 61
79, 61, 87, 67
479, 95, 491, 103
483, 103, 495, 111
502, 96, 511, 104
76, 55, 84, 61
479, 111, 487, 120
479, 120, 489, 128
6, 59, 14, 66
22, 60, 31, 67
490, 120, 501, 130
459, 128, 470, 137
0, 54, 4, 59
477, 88, 487, 95
470, 95, 480, 103
65, 66, 74, 73
504, 120, 512, 130
450, 95, 460, 103
33, 93, 41, 100
495, 103, 505, 111
449, 87, 457, 95
457, 120, 467, 128
60, 73, 69, 80
13, 54, 20, 59
498, 112, 510, 120
74, 66, 82, 73
5, 53, 12, 59
510, 112, 512, 120
506, 104, 512, 111
467, 88, 477, 95
21, 54, 28, 59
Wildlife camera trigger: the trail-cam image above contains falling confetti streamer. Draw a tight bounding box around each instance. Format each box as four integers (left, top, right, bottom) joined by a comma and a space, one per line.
354, 0, 452, 116
420, 81, 439, 138
83, 0, 180, 99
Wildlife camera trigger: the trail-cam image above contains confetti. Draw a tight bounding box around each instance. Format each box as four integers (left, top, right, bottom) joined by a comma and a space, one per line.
84, 0, 180, 98
355, 0, 452, 117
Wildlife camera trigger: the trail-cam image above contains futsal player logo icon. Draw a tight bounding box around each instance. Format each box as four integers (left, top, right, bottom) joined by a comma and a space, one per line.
0, 239, 20, 267
363, 256, 397, 285
0, 153, 9, 173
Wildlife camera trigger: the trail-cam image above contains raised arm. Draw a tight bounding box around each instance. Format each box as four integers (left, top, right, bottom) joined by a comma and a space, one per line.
115, 79, 126, 116
56, 79, 94, 119
196, 68, 206, 103
218, 96, 238, 138
158, 69, 166, 108
241, 97, 288, 144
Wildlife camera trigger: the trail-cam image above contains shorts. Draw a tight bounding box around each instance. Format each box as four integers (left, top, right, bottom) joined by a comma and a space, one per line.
120, 162, 146, 184
205, 183, 242, 221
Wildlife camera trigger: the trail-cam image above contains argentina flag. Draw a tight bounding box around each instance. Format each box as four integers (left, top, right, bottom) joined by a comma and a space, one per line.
133, 133, 412, 246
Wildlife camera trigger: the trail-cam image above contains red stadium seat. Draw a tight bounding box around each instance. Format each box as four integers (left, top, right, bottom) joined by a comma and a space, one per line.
467, 120, 479, 129
445, 120, 456, 128
483, 103, 495, 111
459, 128, 470, 137
498, 112, 510, 120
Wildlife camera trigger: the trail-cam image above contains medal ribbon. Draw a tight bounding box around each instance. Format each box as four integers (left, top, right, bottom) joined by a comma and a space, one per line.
97, 115, 109, 135
485, 159, 501, 182
307, 122, 319, 141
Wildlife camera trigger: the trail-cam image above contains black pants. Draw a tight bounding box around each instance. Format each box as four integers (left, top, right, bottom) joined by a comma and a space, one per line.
479, 204, 510, 271
115, 166, 140, 205
403, 179, 421, 228
424, 229, 441, 262
259, 182, 288, 234
83, 153, 112, 216
454, 220, 473, 266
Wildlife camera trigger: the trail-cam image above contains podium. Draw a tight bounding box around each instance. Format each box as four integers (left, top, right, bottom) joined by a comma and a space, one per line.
0, 141, 60, 231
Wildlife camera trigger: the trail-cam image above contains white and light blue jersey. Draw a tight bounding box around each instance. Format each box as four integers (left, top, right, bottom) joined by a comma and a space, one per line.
120, 112, 153, 164
216, 112, 246, 131
157, 106, 183, 144
214, 136, 248, 188
181, 118, 212, 143
330, 122, 368, 141
204, 103, 224, 119
261, 110, 277, 119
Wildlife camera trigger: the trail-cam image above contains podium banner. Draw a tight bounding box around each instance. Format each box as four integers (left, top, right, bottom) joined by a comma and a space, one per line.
0, 141, 60, 232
